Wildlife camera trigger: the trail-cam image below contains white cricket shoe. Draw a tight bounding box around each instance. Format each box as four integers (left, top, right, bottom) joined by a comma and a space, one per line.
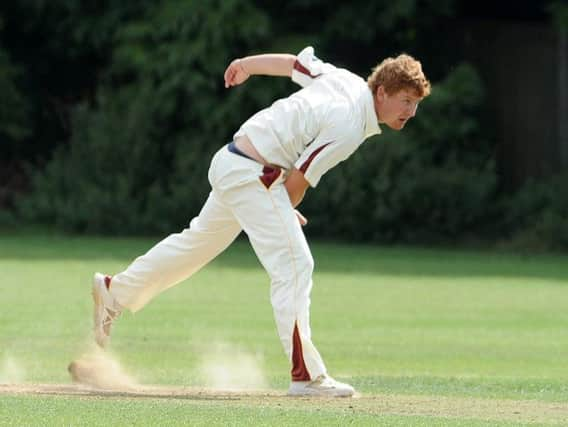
92, 273, 122, 348
288, 375, 355, 397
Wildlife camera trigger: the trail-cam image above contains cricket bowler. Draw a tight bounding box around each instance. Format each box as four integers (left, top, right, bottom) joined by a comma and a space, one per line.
91, 46, 431, 397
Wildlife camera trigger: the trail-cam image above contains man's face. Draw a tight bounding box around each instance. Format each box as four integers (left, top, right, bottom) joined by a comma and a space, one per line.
375, 86, 422, 130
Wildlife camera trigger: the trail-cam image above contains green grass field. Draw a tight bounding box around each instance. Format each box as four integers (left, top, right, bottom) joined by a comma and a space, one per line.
1, 232, 567, 426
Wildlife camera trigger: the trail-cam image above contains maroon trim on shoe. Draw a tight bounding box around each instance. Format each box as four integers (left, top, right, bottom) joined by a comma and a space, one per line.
291, 322, 311, 381
293, 60, 321, 78
104, 276, 112, 290
299, 142, 332, 174
259, 165, 282, 189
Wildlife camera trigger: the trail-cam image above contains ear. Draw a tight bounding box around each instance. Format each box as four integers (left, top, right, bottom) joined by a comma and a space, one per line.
375, 85, 386, 102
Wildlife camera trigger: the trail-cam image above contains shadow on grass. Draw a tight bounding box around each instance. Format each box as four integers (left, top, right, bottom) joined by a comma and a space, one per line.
1, 232, 567, 281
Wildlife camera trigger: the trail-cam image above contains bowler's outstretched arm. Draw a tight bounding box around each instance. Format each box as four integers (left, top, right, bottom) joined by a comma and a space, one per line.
224, 54, 296, 88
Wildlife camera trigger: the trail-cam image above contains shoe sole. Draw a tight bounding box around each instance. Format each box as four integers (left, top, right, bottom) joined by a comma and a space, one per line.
92, 273, 109, 349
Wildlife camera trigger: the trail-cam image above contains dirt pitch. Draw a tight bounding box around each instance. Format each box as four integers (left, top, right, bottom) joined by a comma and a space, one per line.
1, 383, 567, 425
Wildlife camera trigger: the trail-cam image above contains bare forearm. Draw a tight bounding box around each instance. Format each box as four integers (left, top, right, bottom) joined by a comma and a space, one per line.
286, 183, 308, 226
286, 186, 306, 207
239, 54, 296, 78
284, 168, 309, 207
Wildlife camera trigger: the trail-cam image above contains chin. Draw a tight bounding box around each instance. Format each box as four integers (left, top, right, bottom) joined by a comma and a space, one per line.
387, 122, 405, 131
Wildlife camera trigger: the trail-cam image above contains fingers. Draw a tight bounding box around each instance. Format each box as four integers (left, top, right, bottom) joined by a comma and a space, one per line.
224, 61, 239, 88
224, 63, 237, 88
295, 209, 308, 226
224, 60, 249, 88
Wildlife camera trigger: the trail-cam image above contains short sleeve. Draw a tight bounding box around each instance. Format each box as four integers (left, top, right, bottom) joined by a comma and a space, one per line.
291, 46, 337, 88
294, 135, 359, 188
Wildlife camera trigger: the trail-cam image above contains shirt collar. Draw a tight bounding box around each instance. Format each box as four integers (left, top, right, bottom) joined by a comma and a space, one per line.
364, 88, 381, 138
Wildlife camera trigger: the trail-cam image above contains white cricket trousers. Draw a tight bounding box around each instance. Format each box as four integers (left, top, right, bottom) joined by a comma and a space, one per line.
108, 144, 327, 381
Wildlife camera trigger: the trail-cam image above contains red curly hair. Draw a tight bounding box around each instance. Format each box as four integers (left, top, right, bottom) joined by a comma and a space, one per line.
367, 54, 431, 97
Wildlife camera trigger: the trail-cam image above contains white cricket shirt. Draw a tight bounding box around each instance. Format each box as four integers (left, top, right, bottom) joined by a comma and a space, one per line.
234, 46, 381, 187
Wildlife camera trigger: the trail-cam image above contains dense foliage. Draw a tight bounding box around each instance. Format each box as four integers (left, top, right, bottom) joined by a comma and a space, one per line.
304, 64, 498, 244
1, 0, 566, 250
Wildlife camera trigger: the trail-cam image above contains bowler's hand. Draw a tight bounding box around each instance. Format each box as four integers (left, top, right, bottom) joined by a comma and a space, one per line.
295, 209, 308, 226
224, 59, 250, 88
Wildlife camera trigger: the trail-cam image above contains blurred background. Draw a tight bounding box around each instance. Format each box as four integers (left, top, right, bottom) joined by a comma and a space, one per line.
0, 0, 567, 251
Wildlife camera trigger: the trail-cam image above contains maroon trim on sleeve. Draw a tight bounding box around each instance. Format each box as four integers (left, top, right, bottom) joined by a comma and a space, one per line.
299, 142, 332, 174
293, 60, 321, 78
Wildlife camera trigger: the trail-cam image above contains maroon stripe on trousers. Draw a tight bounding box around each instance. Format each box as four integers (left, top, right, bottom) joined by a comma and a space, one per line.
260, 165, 282, 189
291, 322, 311, 381
299, 142, 332, 174
293, 60, 321, 78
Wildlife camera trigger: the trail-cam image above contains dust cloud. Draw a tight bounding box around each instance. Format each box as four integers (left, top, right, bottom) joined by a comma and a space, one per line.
67, 345, 138, 390
196, 342, 268, 391
0, 354, 25, 384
